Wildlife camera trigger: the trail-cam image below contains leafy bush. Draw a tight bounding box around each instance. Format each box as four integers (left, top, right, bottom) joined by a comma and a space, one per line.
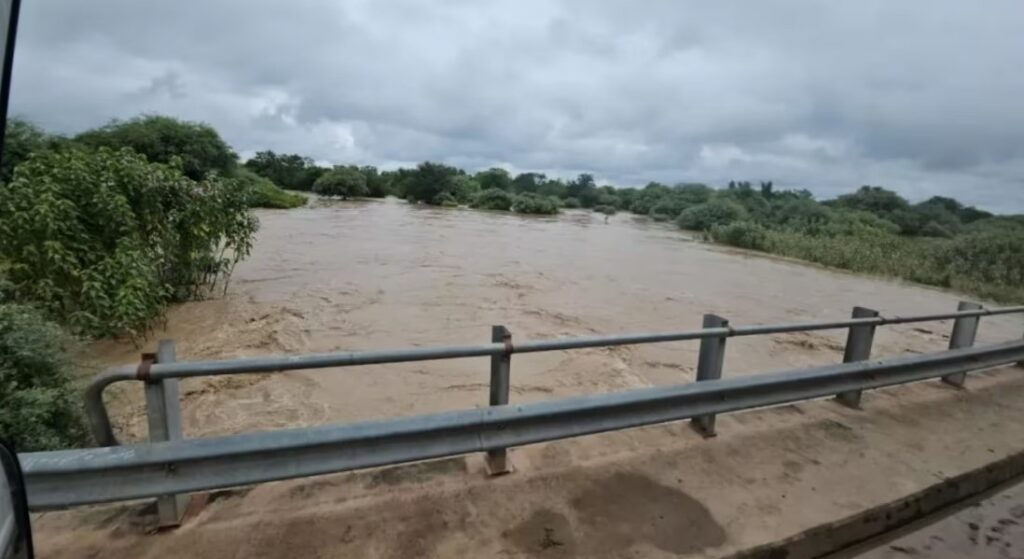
718, 189, 770, 220
512, 193, 559, 215
677, 199, 747, 230
595, 194, 620, 209
450, 175, 480, 204
2, 119, 61, 184
676, 184, 714, 204
0, 304, 88, 450
629, 183, 671, 214
314, 166, 369, 199
562, 197, 581, 209
820, 210, 901, 237
75, 115, 237, 181
710, 221, 769, 250
0, 147, 257, 337
593, 205, 617, 216
432, 192, 460, 207
768, 198, 833, 233
236, 169, 306, 209
919, 221, 954, 238
472, 188, 514, 211
649, 199, 687, 221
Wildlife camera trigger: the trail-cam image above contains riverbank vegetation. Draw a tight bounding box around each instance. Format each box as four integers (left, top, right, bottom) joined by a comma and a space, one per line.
0, 304, 88, 450
1, 115, 264, 447
240, 152, 1021, 304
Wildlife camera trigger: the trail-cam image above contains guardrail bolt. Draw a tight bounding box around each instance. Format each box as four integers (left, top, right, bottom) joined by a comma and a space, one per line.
942, 301, 982, 387
486, 325, 513, 475
692, 314, 728, 438
836, 306, 879, 409
144, 340, 188, 527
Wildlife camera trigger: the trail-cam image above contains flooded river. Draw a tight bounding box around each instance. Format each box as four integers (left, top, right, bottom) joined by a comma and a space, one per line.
85, 197, 1024, 441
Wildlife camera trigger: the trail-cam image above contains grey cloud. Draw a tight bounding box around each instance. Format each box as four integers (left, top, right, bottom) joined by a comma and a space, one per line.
10, 0, 1024, 210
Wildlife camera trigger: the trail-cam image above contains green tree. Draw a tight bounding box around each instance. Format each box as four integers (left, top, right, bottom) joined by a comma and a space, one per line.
512, 172, 546, 193
450, 174, 481, 204
0, 147, 256, 337
959, 206, 993, 224
314, 166, 369, 199
244, 151, 323, 191
361, 166, 392, 198
537, 178, 568, 199
567, 173, 598, 207
629, 182, 671, 214
830, 186, 910, 217
406, 162, 459, 204
615, 187, 639, 210
76, 115, 238, 180
475, 167, 513, 192
382, 168, 417, 199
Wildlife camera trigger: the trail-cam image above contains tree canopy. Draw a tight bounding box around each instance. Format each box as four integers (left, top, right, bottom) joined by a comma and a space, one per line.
75, 115, 238, 180
244, 150, 324, 191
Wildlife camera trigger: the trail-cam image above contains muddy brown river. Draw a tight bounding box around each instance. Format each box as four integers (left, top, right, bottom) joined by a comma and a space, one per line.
84, 197, 1024, 442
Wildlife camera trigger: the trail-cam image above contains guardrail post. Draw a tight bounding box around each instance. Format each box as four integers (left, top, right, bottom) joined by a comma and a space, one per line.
145, 340, 187, 527
836, 306, 879, 409
942, 301, 982, 387
692, 314, 728, 437
486, 325, 512, 475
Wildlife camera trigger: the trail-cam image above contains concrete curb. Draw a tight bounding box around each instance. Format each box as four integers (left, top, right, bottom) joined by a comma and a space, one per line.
731, 447, 1024, 559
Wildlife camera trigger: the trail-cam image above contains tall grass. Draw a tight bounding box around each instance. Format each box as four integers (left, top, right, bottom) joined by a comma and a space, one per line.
711, 223, 1024, 304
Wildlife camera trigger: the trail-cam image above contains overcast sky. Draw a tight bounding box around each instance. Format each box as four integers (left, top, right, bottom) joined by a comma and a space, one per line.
11, 1, 1024, 210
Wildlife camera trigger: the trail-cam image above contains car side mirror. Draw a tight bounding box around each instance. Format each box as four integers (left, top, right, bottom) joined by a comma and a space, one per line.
0, 440, 33, 559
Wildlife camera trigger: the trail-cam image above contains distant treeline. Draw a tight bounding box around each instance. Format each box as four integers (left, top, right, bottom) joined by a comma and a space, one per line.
243, 150, 998, 236
245, 150, 1023, 303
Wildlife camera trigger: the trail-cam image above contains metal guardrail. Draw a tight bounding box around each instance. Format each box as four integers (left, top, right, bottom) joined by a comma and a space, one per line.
83, 303, 1024, 447
16, 301, 1024, 521
20, 339, 1024, 508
